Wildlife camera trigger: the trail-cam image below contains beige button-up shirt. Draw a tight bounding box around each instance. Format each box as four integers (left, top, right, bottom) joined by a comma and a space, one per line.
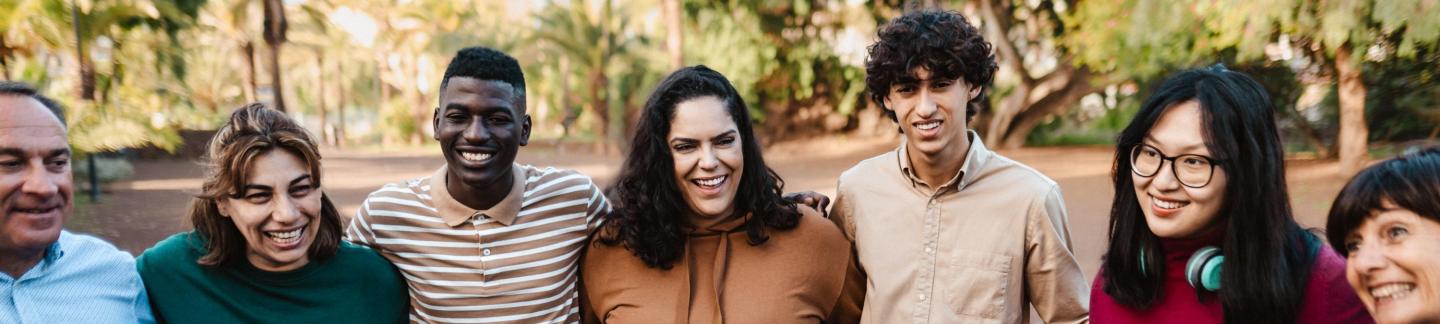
830, 131, 1089, 324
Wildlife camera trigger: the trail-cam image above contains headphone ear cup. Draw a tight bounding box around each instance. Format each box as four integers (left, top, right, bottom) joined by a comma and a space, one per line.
1187, 246, 1223, 292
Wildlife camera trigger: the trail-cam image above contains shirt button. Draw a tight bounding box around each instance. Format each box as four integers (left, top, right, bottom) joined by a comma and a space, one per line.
918, 294, 927, 300
924, 247, 933, 253
482, 249, 492, 256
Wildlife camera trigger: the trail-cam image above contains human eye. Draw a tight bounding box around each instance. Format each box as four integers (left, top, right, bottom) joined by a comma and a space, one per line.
291, 184, 314, 197
1343, 240, 1359, 254
0, 159, 20, 170
933, 80, 955, 89
48, 156, 70, 170
716, 135, 736, 147
1181, 156, 1209, 167
244, 191, 272, 204
1385, 225, 1409, 240
894, 84, 916, 94
672, 142, 696, 153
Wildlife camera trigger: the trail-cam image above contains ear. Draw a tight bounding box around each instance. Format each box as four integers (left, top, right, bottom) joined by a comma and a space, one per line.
216, 199, 233, 218
967, 85, 982, 101
431, 107, 442, 141
519, 114, 532, 146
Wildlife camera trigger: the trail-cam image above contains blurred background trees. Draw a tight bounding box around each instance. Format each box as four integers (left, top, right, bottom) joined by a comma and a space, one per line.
3, 0, 1436, 177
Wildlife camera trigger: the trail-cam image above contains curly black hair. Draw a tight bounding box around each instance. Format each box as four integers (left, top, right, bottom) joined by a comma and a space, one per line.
864, 9, 997, 124
599, 66, 800, 269
439, 46, 526, 107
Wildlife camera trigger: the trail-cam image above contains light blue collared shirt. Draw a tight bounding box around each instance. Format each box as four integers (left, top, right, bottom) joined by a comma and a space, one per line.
0, 230, 154, 324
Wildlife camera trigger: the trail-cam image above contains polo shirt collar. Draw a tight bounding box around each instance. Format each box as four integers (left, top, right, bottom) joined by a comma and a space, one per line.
897, 130, 991, 192
429, 164, 526, 227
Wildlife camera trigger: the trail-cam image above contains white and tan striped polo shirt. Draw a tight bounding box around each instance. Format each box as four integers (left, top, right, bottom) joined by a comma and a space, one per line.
346, 163, 609, 323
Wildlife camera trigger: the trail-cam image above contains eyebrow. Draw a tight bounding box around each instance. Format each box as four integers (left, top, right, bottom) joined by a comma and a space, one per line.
240, 175, 313, 193
0, 148, 69, 159
1141, 135, 1207, 153
671, 130, 738, 143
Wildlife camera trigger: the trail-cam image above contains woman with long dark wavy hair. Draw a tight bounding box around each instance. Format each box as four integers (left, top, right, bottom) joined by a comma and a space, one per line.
581, 66, 859, 323
1089, 65, 1371, 323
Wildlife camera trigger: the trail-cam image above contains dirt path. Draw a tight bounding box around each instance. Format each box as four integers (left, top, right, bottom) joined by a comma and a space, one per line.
72, 136, 1352, 280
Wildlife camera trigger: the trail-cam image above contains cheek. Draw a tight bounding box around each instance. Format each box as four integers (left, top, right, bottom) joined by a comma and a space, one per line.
719, 147, 743, 171
672, 152, 693, 179
226, 203, 269, 229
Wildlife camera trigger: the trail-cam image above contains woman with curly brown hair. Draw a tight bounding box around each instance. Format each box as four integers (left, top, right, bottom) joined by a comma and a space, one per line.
136, 103, 408, 323
581, 66, 860, 323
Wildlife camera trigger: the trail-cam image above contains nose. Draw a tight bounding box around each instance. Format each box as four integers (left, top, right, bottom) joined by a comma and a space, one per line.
1149, 160, 1182, 191
20, 159, 59, 198
271, 194, 302, 224
462, 118, 491, 143
915, 89, 938, 119
698, 145, 720, 171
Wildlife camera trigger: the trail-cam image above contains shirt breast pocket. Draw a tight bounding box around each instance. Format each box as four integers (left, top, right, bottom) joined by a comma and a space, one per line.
942, 251, 1012, 320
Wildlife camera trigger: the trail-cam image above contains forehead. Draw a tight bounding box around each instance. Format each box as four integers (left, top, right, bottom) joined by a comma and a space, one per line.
0, 96, 67, 151
669, 96, 736, 139
441, 77, 520, 114
245, 150, 311, 184
1146, 101, 1208, 152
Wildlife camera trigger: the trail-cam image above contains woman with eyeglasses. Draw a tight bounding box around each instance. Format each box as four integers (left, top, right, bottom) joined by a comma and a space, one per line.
1088, 66, 1370, 323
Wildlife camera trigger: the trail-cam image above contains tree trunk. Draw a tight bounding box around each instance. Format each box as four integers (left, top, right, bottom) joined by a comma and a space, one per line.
1, 37, 10, 80
262, 0, 287, 112
999, 72, 1096, 149
315, 50, 329, 145
559, 57, 576, 137
661, 0, 683, 70
71, 0, 95, 101
242, 42, 258, 102
336, 59, 348, 149
1334, 43, 1369, 177
414, 55, 430, 144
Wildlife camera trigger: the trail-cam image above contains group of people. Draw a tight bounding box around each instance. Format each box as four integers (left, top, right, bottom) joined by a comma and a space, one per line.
2, 8, 1438, 324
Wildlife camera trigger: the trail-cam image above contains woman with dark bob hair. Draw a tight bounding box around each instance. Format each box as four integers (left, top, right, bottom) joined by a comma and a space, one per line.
1090, 65, 1370, 323
581, 66, 859, 323
1327, 147, 1440, 324
136, 103, 408, 323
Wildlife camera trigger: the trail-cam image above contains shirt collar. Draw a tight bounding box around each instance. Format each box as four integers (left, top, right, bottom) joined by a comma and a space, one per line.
429, 164, 526, 227
897, 130, 991, 192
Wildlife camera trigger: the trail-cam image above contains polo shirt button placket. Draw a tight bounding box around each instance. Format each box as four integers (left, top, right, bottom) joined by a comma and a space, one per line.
472, 216, 487, 281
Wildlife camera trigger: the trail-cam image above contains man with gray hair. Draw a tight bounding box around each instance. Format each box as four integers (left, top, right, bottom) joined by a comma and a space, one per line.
0, 81, 154, 323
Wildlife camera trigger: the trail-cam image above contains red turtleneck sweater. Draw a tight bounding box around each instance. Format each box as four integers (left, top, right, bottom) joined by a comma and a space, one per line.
1089, 230, 1373, 323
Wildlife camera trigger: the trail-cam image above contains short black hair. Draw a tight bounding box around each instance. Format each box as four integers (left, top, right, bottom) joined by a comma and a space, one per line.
0, 80, 66, 123
1327, 147, 1440, 256
864, 9, 997, 124
439, 46, 526, 106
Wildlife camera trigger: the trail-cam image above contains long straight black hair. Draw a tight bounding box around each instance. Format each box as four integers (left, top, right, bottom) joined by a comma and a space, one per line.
599, 66, 799, 269
1101, 65, 1319, 323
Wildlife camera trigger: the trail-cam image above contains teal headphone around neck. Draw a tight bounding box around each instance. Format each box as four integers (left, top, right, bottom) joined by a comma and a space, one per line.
1140, 245, 1225, 292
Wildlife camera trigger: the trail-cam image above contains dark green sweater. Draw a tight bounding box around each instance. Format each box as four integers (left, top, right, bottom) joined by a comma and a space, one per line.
136, 232, 408, 324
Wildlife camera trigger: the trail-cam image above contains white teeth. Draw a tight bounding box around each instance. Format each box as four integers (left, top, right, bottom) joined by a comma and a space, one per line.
1152, 197, 1189, 209
1371, 283, 1415, 299
694, 176, 726, 187
915, 120, 941, 130
460, 152, 492, 162
265, 228, 304, 244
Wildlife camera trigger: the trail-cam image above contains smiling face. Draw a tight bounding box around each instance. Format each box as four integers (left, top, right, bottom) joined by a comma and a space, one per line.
1132, 101, 1228, 239
884, 67, 980, 158
0, 95, 70, 257
1344, 205, 1440, 324
434, 77, 530, 198
217, 150, 323, 272
668, 96, 744, 224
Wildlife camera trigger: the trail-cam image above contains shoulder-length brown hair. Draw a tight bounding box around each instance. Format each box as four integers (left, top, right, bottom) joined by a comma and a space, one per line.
189, 102, 342, 268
